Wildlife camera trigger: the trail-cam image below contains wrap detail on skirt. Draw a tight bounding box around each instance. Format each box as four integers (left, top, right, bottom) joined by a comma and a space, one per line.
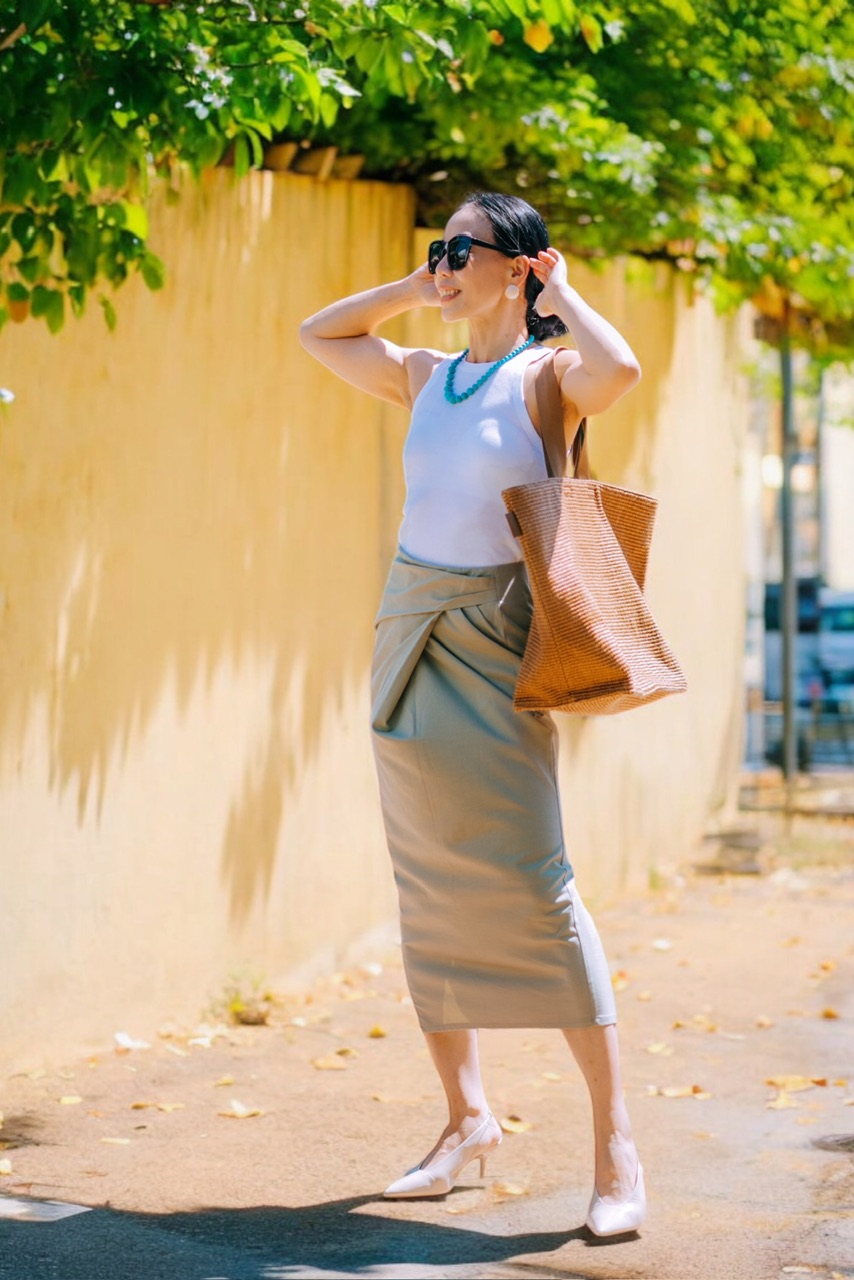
370, 549, 617, 1033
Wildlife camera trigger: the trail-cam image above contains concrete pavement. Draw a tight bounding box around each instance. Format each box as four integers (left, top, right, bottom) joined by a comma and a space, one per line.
1, 809, 853, 1279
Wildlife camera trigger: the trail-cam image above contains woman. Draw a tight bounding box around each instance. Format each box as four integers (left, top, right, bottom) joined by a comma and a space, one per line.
300, 192, 645, 1237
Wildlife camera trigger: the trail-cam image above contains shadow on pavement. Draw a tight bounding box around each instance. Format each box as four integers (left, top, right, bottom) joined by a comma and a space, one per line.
0, 1192, 617, 1280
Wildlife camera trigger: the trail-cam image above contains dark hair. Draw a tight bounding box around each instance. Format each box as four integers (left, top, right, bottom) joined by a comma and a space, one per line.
460, 192, 568, 341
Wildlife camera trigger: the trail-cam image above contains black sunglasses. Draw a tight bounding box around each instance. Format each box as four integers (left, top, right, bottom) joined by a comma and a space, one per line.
427, 234, 523, 274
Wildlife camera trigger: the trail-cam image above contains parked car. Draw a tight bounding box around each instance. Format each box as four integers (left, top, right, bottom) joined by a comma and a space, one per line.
763, 582, 854, 708
763, 579, 820, 706
817, 589, 854, 700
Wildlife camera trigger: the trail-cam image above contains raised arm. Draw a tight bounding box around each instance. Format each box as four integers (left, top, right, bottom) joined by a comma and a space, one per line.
527, 249, 641, 419
299, 264, 444, 410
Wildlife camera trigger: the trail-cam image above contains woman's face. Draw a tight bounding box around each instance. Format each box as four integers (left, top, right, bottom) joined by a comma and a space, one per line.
433, 207, 523, 323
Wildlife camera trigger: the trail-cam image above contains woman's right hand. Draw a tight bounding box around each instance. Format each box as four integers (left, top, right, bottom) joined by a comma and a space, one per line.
406, 262, 443, 308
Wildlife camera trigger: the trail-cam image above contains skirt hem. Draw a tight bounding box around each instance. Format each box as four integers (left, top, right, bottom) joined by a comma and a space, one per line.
417, 1014, 618, 1033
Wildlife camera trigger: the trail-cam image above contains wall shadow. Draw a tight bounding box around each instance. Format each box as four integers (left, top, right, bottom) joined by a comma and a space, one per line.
0, 172, 411, 936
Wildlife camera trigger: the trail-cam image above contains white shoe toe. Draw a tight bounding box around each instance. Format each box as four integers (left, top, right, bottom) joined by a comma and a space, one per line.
585, 1163, 646, 1237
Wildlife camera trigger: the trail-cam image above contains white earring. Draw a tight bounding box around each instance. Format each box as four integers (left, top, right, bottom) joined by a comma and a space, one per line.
504, 283, 520, 300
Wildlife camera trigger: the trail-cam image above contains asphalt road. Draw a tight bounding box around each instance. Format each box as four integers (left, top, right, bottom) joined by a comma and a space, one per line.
2, 811, 853, 1280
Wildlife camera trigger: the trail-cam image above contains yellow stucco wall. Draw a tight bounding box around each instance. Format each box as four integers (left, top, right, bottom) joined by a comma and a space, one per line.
0, 172, 748, 1068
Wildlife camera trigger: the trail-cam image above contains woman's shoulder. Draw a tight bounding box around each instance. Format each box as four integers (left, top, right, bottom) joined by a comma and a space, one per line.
548, 344, 582, 375
405, 347, 451, 406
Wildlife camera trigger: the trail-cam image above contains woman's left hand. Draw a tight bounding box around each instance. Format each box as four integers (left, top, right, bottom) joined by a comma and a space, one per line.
526, 247, 568, 317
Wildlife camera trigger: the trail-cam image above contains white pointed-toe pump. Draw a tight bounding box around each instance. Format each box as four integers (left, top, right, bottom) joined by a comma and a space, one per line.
383, 1112, 502, 1199
585, 1161, 646, 1237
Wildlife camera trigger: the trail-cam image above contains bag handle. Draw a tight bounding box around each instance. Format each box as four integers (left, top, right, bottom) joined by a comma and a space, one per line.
533, 350, 590, 481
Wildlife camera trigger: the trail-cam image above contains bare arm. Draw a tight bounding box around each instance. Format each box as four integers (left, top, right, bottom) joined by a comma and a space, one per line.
527, 249, 641, 419
299, 264, 444, 410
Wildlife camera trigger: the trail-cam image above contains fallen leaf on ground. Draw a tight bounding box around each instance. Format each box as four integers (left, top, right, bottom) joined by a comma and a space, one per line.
312, 1055, 347, 1071
766, 1092, 799, 1110
291, 1016, 308, 1028
645, 1042, 673, 1056
371, 1093, 421, 1106
833, 1079, 848, 1088
218, 1100, 263, 1119
755, 1015, 774, 1029
114, 1032, 150, 1053
821, 1008, 840, 1020
637, 990, 652, 1002
164, 1044, 188, 1057
0, 1159, 12, 1175
368, 1025, 387, 1039
499, 1115, 533, 1134
188, 1023, 230, 1048
213, 1076, 235, 1088
335, 1047, 358, 1058
653, 1085, 711, 1100
130, 1101, 185, 1113
765, 1075, 826, 1093
59, 1096, 82, 1106
611, 970, 630, 991
100, 1137, 131, 1145
842, 1097, 854, 1107
492, 1181, 529, 1200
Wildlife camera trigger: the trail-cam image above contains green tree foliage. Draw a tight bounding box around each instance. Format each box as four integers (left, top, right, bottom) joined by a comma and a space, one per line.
1, 0, 852, 344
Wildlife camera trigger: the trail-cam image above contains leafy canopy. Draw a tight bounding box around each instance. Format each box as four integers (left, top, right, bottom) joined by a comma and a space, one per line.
1, 0, 852, 347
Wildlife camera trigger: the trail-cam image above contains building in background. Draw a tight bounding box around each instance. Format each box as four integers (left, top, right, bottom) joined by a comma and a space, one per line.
745, 350, 854, 768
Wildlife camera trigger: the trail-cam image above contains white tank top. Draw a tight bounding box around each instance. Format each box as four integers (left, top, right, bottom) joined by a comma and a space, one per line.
399, 345, 549, 569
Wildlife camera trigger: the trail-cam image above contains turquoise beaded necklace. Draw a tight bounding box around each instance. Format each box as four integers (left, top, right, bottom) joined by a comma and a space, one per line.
444, 334, 535, 404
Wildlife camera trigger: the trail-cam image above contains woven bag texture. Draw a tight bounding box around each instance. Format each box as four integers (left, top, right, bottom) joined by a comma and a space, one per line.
502, 476, 688, 715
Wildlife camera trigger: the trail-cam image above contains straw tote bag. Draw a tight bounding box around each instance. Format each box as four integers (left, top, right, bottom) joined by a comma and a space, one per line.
502, 351, 687, 715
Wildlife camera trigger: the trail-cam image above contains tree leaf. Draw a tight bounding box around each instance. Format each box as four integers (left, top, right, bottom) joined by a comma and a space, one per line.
20, 0, 53, 34
100, 295, 117, 331
233, 133, 250, 178
45, 289, 65, 334
121, 202, 149, 240
140, 253, 165, 291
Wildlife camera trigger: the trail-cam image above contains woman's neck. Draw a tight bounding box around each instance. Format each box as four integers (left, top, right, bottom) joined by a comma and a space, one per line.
465, 318, 531, 363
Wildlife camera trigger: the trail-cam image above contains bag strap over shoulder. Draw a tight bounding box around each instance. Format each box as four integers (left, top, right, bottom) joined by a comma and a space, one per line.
533, 349, 590, 481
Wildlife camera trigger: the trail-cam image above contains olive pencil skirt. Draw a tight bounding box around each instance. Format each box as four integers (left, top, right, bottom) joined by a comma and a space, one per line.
370, 548, 616, 1034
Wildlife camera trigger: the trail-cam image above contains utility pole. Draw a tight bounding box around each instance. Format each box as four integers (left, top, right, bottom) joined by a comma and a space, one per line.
779, 298, 798, 793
